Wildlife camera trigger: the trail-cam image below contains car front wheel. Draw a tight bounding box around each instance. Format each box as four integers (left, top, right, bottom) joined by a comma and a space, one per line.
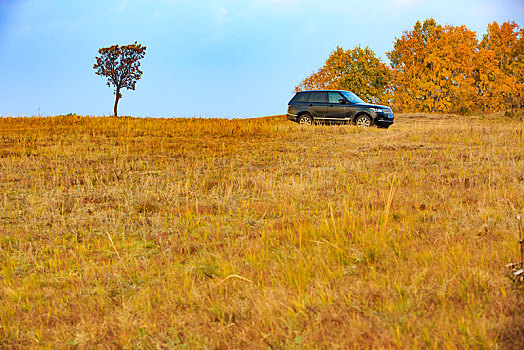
355, 115, 372, 127
298, 114, 313, 126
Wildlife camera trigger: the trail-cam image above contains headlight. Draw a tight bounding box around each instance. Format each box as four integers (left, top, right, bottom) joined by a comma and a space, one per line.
370, 107, 383, 113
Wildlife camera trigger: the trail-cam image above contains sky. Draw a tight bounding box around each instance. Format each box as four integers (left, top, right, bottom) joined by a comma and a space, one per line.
0, 0, 523, 118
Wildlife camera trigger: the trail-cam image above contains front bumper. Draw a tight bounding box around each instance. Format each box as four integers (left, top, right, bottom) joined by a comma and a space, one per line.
374, 113, 394, 127
287, 113, 298, 122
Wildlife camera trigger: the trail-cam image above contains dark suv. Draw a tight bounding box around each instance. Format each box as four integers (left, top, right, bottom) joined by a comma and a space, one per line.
287, 90, 394, 128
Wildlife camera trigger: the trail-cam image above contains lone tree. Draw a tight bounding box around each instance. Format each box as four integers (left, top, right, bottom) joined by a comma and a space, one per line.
93, 42, 146, 117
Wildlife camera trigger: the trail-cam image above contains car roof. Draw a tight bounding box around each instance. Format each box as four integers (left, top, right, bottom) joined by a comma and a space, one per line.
297, 90, 349, 93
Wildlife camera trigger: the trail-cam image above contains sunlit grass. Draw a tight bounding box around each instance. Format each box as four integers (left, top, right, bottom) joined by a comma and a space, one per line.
0, 113, 523, 347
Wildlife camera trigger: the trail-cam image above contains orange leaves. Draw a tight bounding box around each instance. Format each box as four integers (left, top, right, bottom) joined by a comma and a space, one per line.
388, 19, 523, 113
93, 42, 147, 93
93, 42, 147, 116
387, 18, 479, 113
295, 45, 392, 105
298, 20, 522, 114
476, 21, 523, 111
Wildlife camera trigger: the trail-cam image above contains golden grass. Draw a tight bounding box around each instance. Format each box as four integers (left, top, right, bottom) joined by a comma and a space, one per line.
0, 114, 523, 348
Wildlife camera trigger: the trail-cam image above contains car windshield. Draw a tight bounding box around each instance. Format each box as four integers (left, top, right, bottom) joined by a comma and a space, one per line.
340, 91, 365, 104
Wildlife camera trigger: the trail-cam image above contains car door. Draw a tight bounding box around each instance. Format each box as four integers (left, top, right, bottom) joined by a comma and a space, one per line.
306, 92, 328, 120
326, 92, 352, 121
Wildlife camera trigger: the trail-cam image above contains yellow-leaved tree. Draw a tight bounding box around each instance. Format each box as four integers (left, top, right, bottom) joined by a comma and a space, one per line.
295, 20, 522, 114
295, 46, 392, 104
387, 19, 478, 113
474, 21, 523, 111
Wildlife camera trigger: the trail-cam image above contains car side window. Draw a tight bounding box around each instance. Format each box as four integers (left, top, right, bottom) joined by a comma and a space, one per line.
328, 92, 345, 104
308, 92, 327, 103
293, 92, 310, 103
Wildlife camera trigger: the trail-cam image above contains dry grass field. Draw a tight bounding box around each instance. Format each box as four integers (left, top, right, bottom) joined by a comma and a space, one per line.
0, 113, 523, 348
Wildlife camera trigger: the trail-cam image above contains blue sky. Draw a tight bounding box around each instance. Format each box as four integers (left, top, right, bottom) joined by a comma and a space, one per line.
0, 0, 522, 118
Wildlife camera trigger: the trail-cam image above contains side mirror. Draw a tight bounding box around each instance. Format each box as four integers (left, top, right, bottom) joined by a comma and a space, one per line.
338, 99, 347, 104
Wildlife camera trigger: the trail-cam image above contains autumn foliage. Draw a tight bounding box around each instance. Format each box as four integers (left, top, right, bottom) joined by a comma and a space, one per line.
295, 46, 391, 104
93, 42, 147, 117
474, 21, 524, 112
297, 20, 523, 114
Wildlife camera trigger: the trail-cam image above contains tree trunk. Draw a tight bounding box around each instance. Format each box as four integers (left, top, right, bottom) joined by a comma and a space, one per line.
114, 88, 120, 117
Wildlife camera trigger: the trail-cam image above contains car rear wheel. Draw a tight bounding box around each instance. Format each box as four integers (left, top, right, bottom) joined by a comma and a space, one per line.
298, 114, 313, 126
355, 114, 372, 127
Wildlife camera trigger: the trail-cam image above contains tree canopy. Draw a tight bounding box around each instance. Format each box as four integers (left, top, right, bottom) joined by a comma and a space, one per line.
296, 20, 523, 114
387, 19, 478, 113
94, 42, 147, 117
475, 21, 524, 111
296, 46, 391, 105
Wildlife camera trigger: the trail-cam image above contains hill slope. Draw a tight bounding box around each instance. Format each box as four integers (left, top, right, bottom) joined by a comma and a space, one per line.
0, 114, 523, 347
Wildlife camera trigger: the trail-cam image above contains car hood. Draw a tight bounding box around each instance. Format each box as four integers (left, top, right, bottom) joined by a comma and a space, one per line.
354, 103, 391, 110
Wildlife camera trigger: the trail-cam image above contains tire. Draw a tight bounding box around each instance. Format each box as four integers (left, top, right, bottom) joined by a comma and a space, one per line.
298, 114, 313, 126
355, 114, 372, 127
